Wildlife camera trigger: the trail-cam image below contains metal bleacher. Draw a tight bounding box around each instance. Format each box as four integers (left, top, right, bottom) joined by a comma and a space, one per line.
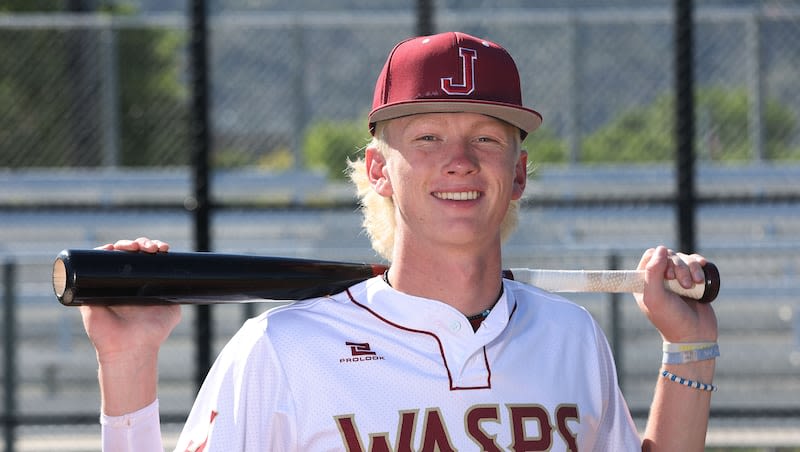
2, 164, 799, 450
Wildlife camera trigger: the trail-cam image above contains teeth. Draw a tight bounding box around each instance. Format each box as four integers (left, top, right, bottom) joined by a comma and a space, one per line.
433, 191, 479, 201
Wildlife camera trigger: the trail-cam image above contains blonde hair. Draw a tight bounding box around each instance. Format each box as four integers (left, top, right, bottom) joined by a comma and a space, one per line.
347, 122, 523, 262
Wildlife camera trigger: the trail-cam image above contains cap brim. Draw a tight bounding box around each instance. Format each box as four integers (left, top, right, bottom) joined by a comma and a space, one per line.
369, 100, 542, 136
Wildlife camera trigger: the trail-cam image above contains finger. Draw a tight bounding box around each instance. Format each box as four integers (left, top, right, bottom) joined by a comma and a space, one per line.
635, 246, 668, 314
134, 237, 158, 252
670, 252, 709, 288
112, 239, 139, 250
686, 253, 708, 283
646, 246, 671, 282
134, 237, 170, 253
151, 239, 170, 252
135, 237, 153, 247
100, 238, 169, 253
114, 237, 158, 253
668, 252, 694, 288
642, 246, 671, 299
663, 248, 678, 281
636, 247, 658, 271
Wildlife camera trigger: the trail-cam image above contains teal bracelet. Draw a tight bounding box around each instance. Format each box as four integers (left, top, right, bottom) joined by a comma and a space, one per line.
662, 343, 720, 364
661, 369, 717, 392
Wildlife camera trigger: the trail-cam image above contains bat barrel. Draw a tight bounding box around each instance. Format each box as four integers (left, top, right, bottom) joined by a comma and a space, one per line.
52, 257, 70, 301
53, 249, 387, 306
697, 262, 720, 304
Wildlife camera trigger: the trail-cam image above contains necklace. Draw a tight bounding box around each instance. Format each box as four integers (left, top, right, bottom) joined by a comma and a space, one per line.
466, 309, 492, 321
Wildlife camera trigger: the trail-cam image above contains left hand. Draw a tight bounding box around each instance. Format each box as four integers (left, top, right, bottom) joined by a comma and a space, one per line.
634, 246, 718, 343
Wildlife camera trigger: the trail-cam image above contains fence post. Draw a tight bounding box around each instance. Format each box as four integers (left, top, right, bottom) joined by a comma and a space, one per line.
3, 259, 17, 452
674, 0, 697, 254
608, 253, 624, 392
190, 0, 214, 392
416, 0, 434, 36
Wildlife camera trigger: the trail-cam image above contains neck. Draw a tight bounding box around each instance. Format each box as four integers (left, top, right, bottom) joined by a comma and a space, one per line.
386, 244, 504, 317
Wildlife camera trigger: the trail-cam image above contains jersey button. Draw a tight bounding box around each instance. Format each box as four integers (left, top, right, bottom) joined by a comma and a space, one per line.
449, 320, 462, 332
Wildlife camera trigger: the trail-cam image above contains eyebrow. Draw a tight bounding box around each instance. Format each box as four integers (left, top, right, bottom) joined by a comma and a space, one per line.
400, 114, 512, 134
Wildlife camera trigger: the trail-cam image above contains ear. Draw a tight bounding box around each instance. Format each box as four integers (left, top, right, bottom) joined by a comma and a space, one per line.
365, 146, 393, 197
511, 150, 528, 200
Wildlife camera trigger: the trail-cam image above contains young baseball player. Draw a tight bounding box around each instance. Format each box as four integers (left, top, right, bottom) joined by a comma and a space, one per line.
82, 32, 718, 451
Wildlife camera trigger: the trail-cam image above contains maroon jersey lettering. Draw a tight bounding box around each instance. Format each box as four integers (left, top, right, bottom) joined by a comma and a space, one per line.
466, 405, 502, 452
336, 411, 418, 452
335, 415, 365, 452
556, 405, 580, 452
509, 405, 552, 451
337, 403, 580, 451
420, 408, 457, 452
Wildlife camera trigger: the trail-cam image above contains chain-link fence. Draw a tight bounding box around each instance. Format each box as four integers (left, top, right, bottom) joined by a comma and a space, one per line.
2, 6, 798, 169
2, 3, 800, 451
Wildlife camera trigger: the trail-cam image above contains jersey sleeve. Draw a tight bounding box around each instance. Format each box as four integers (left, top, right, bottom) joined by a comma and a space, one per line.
100, 399, 164, 452
590, 318, 641, 451
173, 314, 296, 452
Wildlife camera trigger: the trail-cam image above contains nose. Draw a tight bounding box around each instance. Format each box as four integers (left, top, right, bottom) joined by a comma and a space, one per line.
443, 143, 479, 175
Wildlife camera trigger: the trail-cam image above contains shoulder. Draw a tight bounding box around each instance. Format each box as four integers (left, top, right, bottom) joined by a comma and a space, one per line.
503, 278, 609, 348
505, 278, 595, 320
226, 284, 363, 350
258, 286, 357, 328
206, 289, 358, 389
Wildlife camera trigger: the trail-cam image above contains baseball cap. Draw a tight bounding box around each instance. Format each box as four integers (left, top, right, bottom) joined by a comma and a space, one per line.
369, 32, 543, 139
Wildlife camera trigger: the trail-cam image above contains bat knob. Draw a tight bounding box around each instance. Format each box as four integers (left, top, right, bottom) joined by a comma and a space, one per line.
697, 262, 720, 304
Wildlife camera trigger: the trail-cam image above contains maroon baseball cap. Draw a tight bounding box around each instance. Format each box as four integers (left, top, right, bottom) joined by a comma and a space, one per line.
369, 32, 542, 139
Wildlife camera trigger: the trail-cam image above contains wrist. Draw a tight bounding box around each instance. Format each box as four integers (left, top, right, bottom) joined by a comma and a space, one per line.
660, 358, 717, 393
97, 348, 160, 416
662, 341, 719, 364
660, 368, 717, 392
96, 344, 159, 369
661, 358, 716, 381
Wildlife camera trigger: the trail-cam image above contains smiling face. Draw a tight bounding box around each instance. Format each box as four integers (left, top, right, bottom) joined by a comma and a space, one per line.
366, 112, 527, 257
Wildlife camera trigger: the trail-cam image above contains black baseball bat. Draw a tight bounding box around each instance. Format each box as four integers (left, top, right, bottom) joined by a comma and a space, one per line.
53, 249, 388, 306
53, 249, 720, 306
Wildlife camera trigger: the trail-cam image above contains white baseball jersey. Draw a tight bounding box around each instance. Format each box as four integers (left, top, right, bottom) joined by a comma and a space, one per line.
103, 276, 640, 451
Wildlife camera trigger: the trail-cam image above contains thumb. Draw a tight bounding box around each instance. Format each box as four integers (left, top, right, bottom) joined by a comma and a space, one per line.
635, 246, 671, 317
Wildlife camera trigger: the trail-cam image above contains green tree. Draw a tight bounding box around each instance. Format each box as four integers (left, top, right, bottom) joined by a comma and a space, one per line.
117, 24, 188, 166
581, 86, 799, 163
302, 119, 370, 180
525, 127, 569, 164
0, 2, 187, 167
0, 25, 79, 166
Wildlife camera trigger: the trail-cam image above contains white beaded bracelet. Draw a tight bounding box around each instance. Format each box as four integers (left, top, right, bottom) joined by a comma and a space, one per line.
660, 369, 717, 392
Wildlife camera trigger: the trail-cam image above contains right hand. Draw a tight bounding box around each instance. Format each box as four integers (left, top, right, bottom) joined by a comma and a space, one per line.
79, 237, 181, 366
79, 237, 182, 415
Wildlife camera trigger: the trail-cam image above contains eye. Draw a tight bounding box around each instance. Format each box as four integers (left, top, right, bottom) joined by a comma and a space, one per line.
418, 134, 438, 142
474, 135, 505, 147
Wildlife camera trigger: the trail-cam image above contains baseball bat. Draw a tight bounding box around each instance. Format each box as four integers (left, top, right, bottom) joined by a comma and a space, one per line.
52, 249, 720, 306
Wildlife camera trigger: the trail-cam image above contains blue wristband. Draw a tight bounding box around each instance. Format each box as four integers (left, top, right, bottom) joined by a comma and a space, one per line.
662, 343, 720, 364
